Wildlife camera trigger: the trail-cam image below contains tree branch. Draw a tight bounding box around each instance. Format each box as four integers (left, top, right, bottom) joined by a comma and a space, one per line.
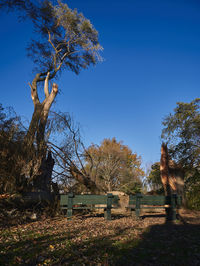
43, 83, 58, 118
44, 72, 50, 98
30, 74, 40, 105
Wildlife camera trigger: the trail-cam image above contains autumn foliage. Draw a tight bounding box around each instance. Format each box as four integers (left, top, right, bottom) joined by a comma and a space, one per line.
84, 138, 144, 193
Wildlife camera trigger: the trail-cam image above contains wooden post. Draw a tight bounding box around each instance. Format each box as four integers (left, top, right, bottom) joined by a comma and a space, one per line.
104, 193, 112, 220
135, 193, 141, 218
67, 192, 74, 220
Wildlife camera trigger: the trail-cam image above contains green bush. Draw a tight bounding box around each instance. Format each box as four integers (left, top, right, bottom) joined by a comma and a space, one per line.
186, 183, 200, 210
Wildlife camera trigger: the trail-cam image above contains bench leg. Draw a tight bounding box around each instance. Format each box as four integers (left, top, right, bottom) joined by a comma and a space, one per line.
135, 208, 140, 218
129, 208, 140, 219
165, 207, 177, 221
67, 208, 72, 220
172, 208, 177, 221
104, 208, 111, 220
130, 208, 136, 218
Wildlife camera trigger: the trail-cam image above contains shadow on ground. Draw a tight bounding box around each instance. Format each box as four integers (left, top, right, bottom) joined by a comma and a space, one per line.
114, 221, 200, 265
0, 213, 200, 265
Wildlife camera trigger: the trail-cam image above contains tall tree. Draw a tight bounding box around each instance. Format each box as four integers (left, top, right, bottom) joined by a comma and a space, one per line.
84, 138, 144, 193
162, 99, 200, 209
1, 0, 102, 192
162, 98, 200, 168
146, 162, 163, 192
160, 143, 178, 196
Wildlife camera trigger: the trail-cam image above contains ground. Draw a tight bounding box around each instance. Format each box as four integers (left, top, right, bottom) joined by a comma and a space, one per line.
0, 208, 200, 265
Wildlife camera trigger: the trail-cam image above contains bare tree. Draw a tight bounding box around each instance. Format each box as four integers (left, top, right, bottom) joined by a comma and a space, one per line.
46, 111, 101, 193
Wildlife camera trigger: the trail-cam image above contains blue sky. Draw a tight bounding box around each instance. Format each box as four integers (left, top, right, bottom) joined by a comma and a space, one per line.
1, 0, 200, 169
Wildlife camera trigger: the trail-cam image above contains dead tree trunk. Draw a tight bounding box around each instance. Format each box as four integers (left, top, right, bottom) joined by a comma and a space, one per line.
160, 143, 186, 220
160, 143, 174, 221
160, 143, 172, 197
160, 143, 185, 197
168, 160, 185, 205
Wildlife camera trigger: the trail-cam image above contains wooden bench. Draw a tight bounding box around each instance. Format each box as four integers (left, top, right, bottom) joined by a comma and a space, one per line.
128, 193, 182, 221
60, 193, 119, 220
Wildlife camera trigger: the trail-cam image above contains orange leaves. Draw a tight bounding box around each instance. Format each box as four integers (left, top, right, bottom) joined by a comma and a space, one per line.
85, 137, 144, 192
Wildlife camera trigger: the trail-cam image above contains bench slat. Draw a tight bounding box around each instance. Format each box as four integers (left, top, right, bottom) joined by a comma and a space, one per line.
128, 194, 182, 221
60, 193, 119, 221
73, 195, 107, 205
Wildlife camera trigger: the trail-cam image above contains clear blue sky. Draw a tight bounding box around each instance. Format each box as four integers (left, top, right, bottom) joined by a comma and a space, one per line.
1, 0, 200, 169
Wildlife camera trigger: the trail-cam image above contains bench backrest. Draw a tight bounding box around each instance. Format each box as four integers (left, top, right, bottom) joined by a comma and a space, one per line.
129, 194, 182, 206
60, 193, 119, 208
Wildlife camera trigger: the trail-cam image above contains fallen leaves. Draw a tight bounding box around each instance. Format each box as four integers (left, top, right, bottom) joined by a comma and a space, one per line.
49, 245, 54, 251
0, 209, 199, 265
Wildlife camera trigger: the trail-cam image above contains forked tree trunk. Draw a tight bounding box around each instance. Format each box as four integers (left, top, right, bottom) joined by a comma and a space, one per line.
24, 73, 58, 152
22, 72, 102, 194
21, 73, 58, 193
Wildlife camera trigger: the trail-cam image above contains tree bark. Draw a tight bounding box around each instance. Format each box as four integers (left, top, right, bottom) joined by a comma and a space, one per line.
25, 74, 58, 153
24, 103, 42, 150
21, 73, 58, 193
160, 143, 171, 196
32, 151, 54, 192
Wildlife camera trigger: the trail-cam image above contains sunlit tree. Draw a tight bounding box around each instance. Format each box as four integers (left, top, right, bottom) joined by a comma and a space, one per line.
1, 0, 102, 192
162, 98, 200, 209
84, 138, 144, 193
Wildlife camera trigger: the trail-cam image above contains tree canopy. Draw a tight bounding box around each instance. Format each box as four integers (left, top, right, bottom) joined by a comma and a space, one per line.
84, 138, 144, 193
161, 98, 200, 209
1, 0, 102, 77
146, 162, 163, 192
162, 98, 200, 168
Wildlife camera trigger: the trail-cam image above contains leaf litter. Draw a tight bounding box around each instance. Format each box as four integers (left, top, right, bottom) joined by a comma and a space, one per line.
0, 208, 199, 265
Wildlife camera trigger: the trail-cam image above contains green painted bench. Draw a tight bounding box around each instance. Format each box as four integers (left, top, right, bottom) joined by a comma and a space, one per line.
60, 193, 119, 220
128, 193, 182, 221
